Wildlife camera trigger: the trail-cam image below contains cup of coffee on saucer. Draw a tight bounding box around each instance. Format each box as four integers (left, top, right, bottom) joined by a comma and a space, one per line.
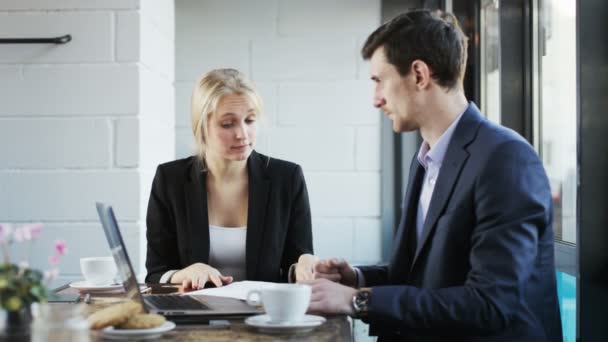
245, 284, 325, 333
69, 257, 122, 293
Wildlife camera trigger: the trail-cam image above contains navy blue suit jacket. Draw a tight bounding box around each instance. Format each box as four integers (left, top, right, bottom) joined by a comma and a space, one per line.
359, 103, 563, 341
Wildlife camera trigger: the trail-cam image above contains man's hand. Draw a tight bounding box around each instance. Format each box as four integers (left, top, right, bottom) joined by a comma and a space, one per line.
303, 278, 357, 315
314, 258, 357, 287
170, 263, 233, 291
295, 254, 320, 281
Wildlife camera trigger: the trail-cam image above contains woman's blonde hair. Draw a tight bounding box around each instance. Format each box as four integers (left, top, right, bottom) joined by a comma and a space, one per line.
190, 68, 264, 161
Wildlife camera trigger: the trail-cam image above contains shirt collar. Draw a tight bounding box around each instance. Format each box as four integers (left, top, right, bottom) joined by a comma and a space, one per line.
417, 105, 467, 169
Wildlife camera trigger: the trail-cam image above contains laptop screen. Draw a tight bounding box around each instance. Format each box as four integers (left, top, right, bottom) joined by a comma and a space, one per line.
95, 202, 147, 311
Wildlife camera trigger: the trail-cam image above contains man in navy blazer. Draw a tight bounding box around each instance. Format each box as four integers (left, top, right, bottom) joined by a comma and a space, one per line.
306, 10, 563, 341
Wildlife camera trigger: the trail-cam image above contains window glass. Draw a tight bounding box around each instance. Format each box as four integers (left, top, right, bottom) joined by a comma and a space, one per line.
537, 0, 577, 244
480, 0, 501, 123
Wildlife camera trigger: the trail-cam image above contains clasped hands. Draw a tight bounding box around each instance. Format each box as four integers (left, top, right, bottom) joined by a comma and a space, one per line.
301, 258, 359, 316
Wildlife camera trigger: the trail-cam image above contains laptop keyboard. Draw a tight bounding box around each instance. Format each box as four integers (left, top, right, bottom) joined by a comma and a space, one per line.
144, 295, 210, 311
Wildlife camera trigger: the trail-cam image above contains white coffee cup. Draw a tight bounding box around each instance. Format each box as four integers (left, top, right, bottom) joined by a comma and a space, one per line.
246, 284, 311, 324
79, 257, 117, 285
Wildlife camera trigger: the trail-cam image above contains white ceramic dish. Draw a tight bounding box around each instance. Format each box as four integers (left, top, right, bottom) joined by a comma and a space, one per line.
69, 281, 123, 293
244, 314, 326, 334
102, 321, 176, 340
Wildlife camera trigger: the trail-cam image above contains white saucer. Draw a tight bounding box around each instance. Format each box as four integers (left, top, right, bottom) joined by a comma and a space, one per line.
102, 321, 176, 340
245, 314, 326, 334
69, 281, 123, 293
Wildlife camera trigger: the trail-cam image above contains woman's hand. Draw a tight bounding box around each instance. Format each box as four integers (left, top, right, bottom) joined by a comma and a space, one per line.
170, 263, 233, 291
314, 258, 357, 287
295, 254, 320, 282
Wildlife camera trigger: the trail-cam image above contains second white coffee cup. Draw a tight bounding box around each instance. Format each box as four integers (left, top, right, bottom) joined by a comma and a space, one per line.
80, 256, 117, 285
246, 284, 311, 324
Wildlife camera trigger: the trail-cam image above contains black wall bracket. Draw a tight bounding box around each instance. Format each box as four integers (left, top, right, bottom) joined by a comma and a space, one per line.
0, 34, 71, 44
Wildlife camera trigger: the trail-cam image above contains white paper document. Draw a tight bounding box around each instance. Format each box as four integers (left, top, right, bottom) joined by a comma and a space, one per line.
182, 280, 278, 300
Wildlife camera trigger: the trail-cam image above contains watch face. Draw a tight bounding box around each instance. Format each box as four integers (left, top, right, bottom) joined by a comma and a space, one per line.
355, 290, 371, 311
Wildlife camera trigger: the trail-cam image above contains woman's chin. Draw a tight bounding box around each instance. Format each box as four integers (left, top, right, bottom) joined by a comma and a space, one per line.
227, 150, 252, 161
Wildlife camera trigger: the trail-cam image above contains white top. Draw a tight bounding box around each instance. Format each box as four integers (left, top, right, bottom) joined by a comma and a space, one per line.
159, 225, 247, 283
208, 225, 247, 281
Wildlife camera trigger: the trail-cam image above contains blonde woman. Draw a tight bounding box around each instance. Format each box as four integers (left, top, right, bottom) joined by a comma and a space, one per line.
145, 69, 316, 290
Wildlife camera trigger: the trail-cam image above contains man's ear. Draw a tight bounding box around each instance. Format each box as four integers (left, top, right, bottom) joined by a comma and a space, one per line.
411, 60, 431, 89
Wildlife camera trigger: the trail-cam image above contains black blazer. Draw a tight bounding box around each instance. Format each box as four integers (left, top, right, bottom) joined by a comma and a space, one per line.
145, 151, 313, 284
360, 103, 562, 341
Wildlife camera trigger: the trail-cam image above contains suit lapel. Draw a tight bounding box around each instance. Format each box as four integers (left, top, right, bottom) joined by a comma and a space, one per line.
409, 104, 483, 271
389, 158, 425, 283
410, 147, 468, 270
185, 159, 210, 264
245, 151, 270, 279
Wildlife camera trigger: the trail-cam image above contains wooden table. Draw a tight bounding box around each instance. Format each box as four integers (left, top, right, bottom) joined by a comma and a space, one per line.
47, 283, 353, 342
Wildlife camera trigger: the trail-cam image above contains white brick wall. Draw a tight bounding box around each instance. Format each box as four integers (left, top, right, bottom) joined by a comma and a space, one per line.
0, 0, 139, 10
0, 118, 111, 169
0, 0, 175, 286
0, 171, 140, 221
0, 12, 114, 63
0, 64, 139, 116
278, 81, 379, 126
175, 0, 382, 266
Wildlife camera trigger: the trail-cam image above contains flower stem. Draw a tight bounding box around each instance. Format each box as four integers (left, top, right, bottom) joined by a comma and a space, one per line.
1, 243, 10, 265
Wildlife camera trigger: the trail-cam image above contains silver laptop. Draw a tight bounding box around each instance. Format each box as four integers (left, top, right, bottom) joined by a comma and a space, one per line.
95, 202, 260, 321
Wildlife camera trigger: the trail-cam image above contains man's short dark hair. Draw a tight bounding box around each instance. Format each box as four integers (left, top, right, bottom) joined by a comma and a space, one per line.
362, 9, 468, 90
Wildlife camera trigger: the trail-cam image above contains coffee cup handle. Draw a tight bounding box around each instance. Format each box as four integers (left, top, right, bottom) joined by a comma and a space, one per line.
246, 290, 262, 306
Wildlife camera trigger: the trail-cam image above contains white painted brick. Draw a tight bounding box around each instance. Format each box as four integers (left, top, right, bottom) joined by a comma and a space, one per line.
0, 171, 140, 221
306, 172, 380, 217
176, 0, 277, 37
175, 81, 193, 128
356, 36, 371, 80
279, 0, 380, 36
267, 127, 355, 171
116, 11, 140, 62
141, 16, 174, 80
139, 118, 175, 169
140, 0, 174, 39
7, 223, 141, 276
139, 66, 174, 123
0, 118, 111, 169
251, 38, 357, 81
356, 126, 381, 171
312, 218, 354, 261
278, 80, 380, 125
175, 37, 250, 82
139, 170, 155, 238
175, 127, 194, 159
353, 218, 382, 264
0, 0, 138, 10
0, 64, 138, 116
115, 117, 139, 167
254, 81, 278, 127
0, 12, 113, 63
0, 66, 20, 87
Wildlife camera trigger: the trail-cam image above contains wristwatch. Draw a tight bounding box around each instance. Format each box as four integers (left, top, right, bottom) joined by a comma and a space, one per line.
351, 288, 372, 318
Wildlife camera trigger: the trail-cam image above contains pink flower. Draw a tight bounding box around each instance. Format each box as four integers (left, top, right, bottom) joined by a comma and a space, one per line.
54, 240, 67, 256
13, 226, 31, 242
49, 254, 59, 266
0, 223, 12, 243
25, 224, 44, 240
